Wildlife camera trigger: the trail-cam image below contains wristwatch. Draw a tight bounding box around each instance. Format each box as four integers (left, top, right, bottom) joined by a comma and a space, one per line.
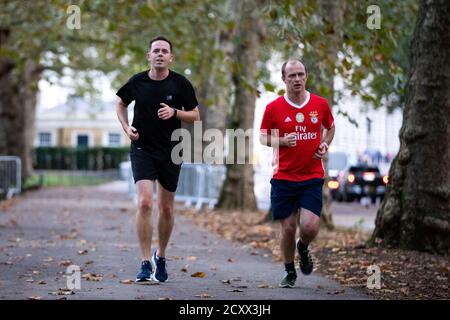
172, 108, 177, 118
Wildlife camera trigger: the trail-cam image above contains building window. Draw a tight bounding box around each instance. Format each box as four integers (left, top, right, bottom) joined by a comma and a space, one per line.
39, 132, 52, 147
108, 133, 121, 147
77, 134, 89, 147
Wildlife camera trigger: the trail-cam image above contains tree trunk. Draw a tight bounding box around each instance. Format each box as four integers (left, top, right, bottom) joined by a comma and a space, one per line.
182, 27, 232, 163
216, 1, 264, 211
370, 0, 450, 254
0, 29, 40, 182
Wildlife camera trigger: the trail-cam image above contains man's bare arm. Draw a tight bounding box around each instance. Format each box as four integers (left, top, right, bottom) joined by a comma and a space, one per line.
175, 106, 200, 123
158, 103, 200, 123
116, 98, 139, 141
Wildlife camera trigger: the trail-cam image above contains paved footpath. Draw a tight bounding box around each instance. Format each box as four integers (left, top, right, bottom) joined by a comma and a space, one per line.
0, 182, 368, 300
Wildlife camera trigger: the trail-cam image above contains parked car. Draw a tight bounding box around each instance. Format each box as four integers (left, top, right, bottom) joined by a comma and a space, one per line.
326, 151, 348, 200
335, 165, 388, 203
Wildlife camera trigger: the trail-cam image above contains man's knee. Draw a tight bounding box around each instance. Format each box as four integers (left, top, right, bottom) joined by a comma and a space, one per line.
281, 223, 296, 239
301, 220, 319, 237
158, 202, 173, 219
138, 196, 153, 214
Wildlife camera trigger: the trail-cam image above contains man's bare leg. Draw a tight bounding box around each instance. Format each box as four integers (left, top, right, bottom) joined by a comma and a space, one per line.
279, 212, 299, 287
155, 181, 175, 258
150, 182, 175, 282
298, 208, 320, 245
135, 180, 154, 261
296, 208, 320, 275
280, 213, 298, 264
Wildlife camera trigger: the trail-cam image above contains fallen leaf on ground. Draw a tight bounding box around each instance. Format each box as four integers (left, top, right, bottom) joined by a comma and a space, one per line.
227, 258, 235, 263
180, 265, 189, 272
50, 288, 75, 296
120, 279, 133, 284
159, 297, 174, 300
221, 279, 231, 284
257, 284, 269, 288
59, 231, 78, 240
82, 273, 103, 281
327, 289, 346, 295
59, 260, 72, 267
195, 293, 212, 298
78, 249, 88, 255
28, 296, 43, 300
42, 257, 54, 262
191, 272, 206, 278
187, 256, 198, 261
228, 289, 244, 292
400, 287, 409, 295
38, 280, 46, 285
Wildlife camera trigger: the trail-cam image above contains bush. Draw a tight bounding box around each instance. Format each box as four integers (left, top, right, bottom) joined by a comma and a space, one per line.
33, 147, 129, 170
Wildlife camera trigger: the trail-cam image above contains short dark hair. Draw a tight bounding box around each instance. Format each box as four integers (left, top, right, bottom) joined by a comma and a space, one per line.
149, 35, 173, 52
281, 59, 308, 77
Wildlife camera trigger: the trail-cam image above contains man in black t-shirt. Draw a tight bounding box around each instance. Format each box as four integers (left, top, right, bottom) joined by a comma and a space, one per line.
116, 36, 200, 283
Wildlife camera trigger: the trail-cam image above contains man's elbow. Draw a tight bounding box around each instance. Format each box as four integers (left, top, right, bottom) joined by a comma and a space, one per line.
116, 98, 128, 110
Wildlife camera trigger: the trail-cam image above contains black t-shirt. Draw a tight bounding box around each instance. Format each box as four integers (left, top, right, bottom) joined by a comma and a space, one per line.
116, 69, 198, 153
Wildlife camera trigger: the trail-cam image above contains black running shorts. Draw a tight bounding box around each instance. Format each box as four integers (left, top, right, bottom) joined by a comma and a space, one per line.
130, 142, 181, 193
270, 178, 324, 219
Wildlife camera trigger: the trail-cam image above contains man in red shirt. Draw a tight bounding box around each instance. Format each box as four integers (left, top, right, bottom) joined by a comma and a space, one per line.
260, 59, 335, 288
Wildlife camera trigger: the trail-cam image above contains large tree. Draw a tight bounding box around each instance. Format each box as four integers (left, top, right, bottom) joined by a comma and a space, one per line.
370, 0, 450, 254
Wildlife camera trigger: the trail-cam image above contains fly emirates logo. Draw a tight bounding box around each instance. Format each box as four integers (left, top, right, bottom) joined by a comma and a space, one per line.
284, 126, 317, 141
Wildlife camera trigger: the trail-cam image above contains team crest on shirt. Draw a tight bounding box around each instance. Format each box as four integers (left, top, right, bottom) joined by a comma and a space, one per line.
295, 112, 304, 123
309, 111, 318, 124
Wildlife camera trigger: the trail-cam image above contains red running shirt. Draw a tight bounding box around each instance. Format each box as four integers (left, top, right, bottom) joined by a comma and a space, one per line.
260, 92, 334, 182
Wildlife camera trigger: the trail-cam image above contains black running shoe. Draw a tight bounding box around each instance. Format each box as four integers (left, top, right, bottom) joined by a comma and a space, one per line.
152, 251, 168, 282
279, 270, 297, 288
135, 260, 152, 283
297, 239, 314, 275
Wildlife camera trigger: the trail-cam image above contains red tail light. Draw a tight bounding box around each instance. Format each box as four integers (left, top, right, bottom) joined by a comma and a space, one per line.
328, 181, 339, 190
348, 174, 355, 183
